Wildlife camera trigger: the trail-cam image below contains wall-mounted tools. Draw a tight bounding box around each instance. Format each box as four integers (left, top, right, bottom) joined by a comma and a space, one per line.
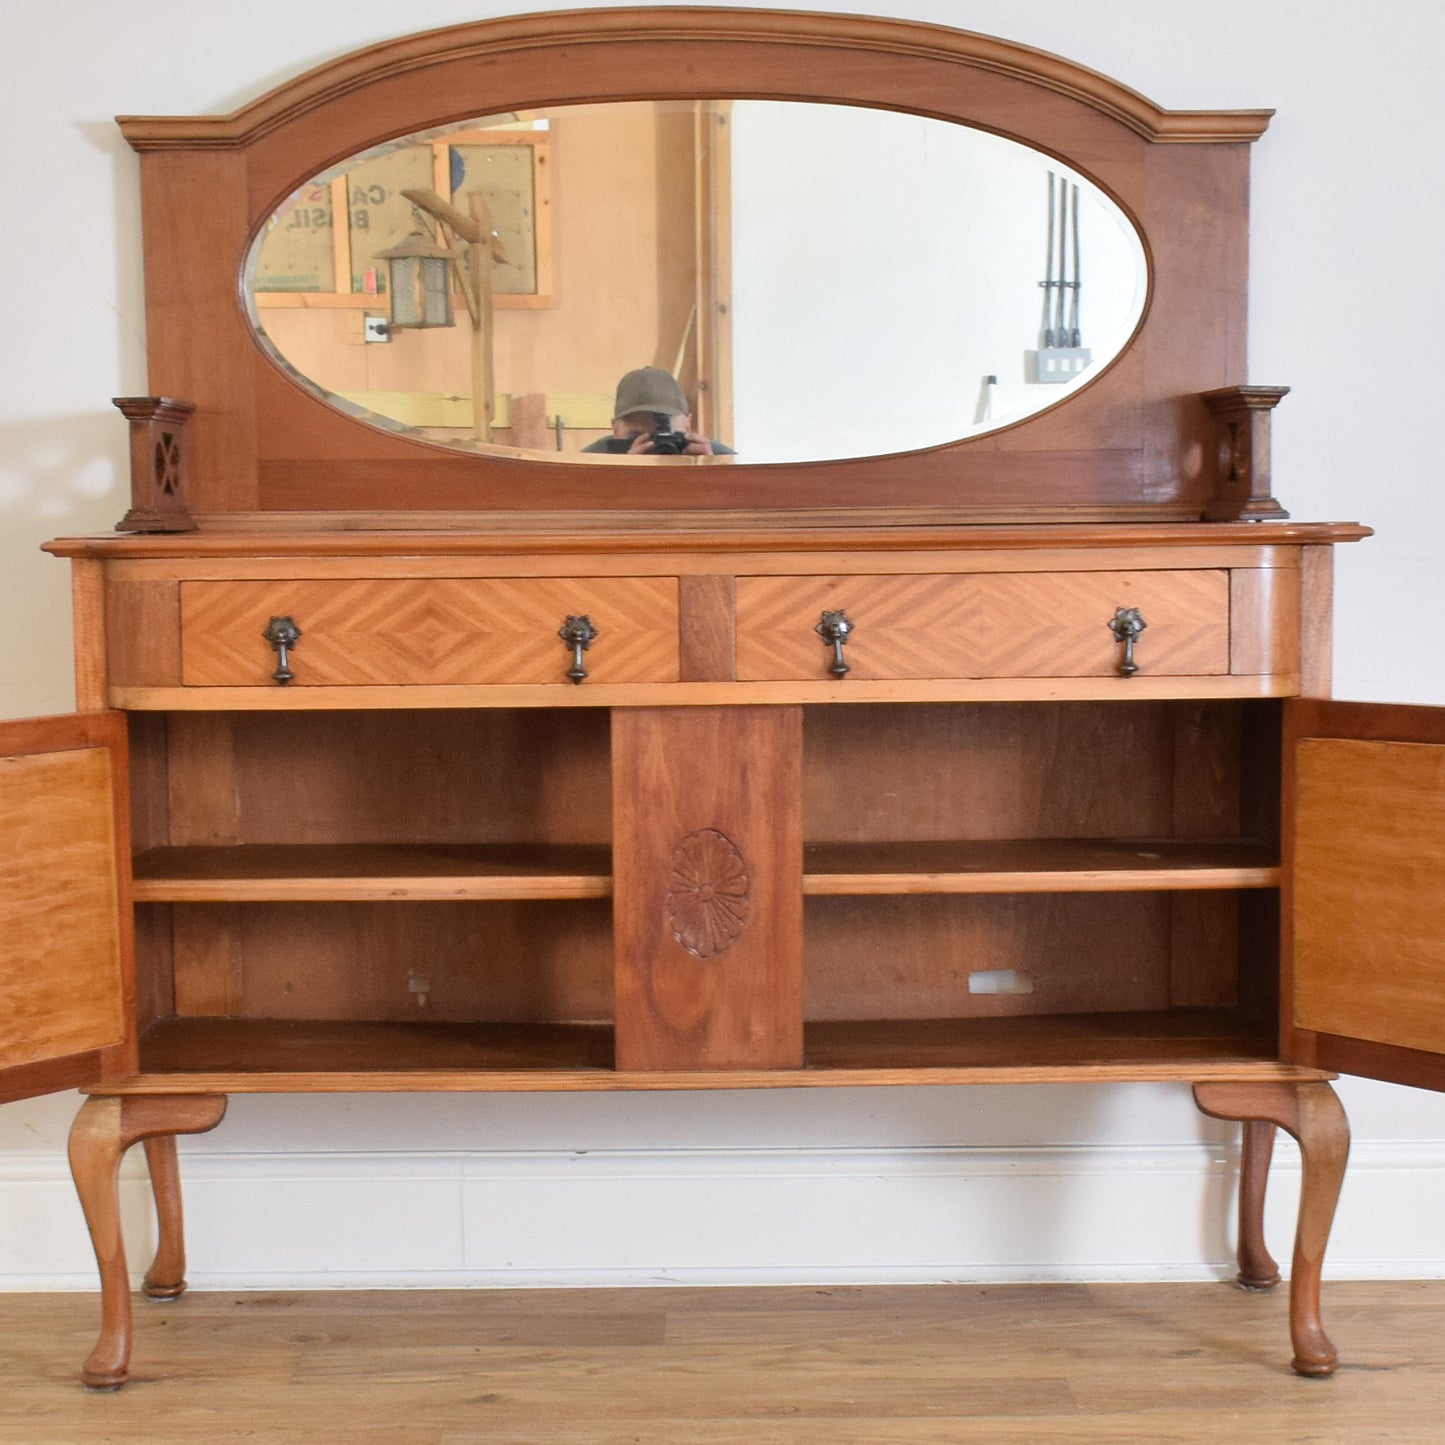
1033, 172, 1092, 383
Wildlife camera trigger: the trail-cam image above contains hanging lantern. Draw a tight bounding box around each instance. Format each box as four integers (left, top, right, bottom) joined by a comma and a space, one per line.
376, 230, 457, 329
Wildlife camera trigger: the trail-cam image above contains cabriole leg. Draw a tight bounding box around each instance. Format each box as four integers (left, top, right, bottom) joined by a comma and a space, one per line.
1237, 1118, 1282, 1290
140, 1134, 188, 1299
66, 1093, 228, 1390
1193, 1080, 1349, 1377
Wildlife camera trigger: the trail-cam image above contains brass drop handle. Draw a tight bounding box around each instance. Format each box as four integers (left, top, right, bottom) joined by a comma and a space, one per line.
815, 609, 854, 678
1108, 606, 1146, 677
559, 614, 599, 684
262, 615, 301, 685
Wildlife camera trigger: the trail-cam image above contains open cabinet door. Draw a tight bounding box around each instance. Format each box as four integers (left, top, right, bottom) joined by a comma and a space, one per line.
1285, 698, 1445, 1090
0, 713, 136, 1104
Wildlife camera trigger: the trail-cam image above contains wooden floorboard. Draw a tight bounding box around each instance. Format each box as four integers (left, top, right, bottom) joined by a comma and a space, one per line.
0, 1282, 1443, 1442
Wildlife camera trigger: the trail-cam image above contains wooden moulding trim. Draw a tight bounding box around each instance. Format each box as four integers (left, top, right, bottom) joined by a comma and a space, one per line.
98, 546, 1288, 580
196, 506, 1230, 534
801, 867, 1281, 896
0, 1049, 110, 1107
42, 520, 1375, 561
101, 1061, 1334, 1093
131, 877, 615, 903
108, 676, 1301, 711
1201, 385, 1292, 414
114, 6, 1273, 151
95, 545, 1296, 582
1301, 1031, 1445, 1093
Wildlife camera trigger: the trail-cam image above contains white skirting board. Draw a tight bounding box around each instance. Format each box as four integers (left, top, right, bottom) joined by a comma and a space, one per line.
3, 1138, 1445, 1290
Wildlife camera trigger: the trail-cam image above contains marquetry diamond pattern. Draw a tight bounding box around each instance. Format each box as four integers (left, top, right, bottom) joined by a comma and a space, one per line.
736, 571, 1230, 680
181, 577, 679, 686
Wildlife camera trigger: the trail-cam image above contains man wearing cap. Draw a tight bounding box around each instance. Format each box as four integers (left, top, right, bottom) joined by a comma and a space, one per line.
582, 366, 735, 456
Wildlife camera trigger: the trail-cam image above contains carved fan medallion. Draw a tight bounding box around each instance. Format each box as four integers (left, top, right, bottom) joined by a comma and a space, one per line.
667, 828, 750, 959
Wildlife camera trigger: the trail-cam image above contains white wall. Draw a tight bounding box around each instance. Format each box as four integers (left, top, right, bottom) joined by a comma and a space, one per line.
729, 103, 1145, 458
5, 0, 1445, 1291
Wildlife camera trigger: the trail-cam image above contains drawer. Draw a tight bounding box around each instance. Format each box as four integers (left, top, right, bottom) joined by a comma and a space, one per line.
180, 577, 679, 686
735, 571, 1230, 681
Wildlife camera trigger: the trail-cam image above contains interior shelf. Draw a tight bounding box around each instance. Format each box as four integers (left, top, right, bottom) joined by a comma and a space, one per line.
139, 1017, 615, 1074
804, 1011, 1278, 1069
131, 843, 613, 901
133, 1010, 1286, 1087
802, 839, 1279, 895
131, 839, 1277, 903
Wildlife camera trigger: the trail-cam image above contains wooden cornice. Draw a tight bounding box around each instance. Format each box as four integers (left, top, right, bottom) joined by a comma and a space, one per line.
116, 6, 1273, 151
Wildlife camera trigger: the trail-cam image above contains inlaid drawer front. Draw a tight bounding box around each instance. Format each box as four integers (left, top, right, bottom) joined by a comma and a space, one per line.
735, 571, 1230, 681
180, 577, 679, 686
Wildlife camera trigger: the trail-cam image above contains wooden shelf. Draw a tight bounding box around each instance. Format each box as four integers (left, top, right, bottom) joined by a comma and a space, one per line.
131, 839, 1276, 904
121, 1011, 1317, 1093
130, 843, 613, 902
803, 1012, 1280, 1070
138, 1018, 615, 1075
802, 839, 1279, 895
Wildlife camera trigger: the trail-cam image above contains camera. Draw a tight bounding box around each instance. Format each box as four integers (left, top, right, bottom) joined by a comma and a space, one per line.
646, 412, 688, 454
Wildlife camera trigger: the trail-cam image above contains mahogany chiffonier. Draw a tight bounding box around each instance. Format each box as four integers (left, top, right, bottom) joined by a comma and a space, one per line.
3, 6, 1438, 1392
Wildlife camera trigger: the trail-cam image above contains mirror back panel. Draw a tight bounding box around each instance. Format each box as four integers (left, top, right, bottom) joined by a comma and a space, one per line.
118, 6, 1270, 523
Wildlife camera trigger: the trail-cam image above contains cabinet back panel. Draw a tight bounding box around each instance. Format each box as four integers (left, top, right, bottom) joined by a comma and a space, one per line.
804, 702, 1247, 842
133, 905, 176, 1032
126, 714, 174, 851
128, 717, 177, 1031
1169, 893, 1241, 1008
1237, 890, 1281, 1028
804, 892, 1241, 1020
167, 900, 612, 1023
162, 710, 611, 846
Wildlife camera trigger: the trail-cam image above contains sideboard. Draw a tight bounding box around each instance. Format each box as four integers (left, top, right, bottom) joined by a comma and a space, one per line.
4, 5, 1444, 1395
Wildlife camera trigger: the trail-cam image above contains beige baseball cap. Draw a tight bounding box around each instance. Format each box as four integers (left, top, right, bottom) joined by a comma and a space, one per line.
612, 366, 688, 418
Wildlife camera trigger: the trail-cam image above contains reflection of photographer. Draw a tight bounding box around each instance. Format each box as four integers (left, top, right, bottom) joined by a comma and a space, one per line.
583, 367, 734, 456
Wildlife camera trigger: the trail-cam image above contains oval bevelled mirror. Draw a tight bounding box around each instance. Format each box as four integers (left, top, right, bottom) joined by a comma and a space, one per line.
244, 99, 1148, 466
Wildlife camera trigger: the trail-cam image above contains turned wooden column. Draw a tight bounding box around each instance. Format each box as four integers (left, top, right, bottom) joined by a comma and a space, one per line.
1193, 1079, 1349, 1376
67, 1093, 227, 1389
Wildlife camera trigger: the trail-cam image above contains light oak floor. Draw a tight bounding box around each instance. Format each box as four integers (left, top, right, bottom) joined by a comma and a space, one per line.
2, 1282, 1443, 1443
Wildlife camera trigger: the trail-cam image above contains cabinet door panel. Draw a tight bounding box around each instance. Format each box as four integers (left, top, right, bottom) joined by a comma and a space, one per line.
1285, 699, 1445, 1090
0, 713, 135, 1103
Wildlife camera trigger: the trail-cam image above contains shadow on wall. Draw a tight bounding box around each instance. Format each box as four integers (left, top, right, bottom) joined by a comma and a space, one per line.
0, 412, 127, 525
0, 411, 128, 716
